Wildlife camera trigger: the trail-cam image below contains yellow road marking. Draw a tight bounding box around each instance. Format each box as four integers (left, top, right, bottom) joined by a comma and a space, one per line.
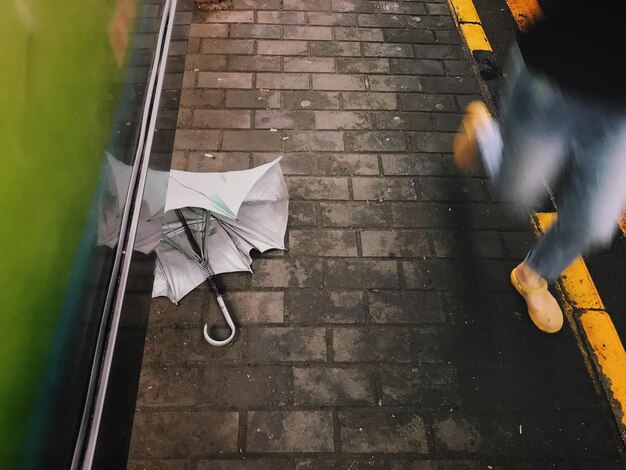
447, 0, 492, 52
504, 0, 542, 30
581, 310, 626, 430
534, 213, 626, 437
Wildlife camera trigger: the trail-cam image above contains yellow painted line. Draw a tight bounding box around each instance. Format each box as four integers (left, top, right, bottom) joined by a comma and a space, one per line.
534, 213, 626, 438
447, 0, 492, 52
504, 0, 542, 30
581, 310, 626, 430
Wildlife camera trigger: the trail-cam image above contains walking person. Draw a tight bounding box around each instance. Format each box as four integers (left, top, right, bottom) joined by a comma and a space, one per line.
453, 0, 626, 333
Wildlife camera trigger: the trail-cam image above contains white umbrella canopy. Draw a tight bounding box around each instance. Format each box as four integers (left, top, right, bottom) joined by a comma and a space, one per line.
152, 158, 288, 346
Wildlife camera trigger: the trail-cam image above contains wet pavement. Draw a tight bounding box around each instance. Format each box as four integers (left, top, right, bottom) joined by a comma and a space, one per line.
127, 0, 626, 467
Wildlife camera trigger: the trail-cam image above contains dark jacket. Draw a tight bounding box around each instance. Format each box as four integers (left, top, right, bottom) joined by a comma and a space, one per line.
518, 0, 626, 107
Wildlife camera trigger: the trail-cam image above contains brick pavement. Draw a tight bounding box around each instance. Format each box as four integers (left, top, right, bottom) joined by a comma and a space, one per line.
128, 0, 625, 467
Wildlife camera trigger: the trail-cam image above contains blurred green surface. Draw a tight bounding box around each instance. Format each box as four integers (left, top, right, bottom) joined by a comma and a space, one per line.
0, 0, 123, 465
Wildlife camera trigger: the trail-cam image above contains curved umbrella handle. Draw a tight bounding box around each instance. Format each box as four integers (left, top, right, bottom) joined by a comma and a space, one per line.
203, 295, 236, 347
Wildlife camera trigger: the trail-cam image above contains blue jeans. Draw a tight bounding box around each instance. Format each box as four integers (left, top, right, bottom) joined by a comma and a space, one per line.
477, 48, 626, 281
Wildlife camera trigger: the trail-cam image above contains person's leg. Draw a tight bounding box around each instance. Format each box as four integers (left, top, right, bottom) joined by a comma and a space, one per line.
525, 115, 626, 282
455, 50, 573, 207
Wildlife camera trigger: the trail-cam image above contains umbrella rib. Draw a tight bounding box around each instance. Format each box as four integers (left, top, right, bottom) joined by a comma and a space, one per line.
169, 175, 236, 219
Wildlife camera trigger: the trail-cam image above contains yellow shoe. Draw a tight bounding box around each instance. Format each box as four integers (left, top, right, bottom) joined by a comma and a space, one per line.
510, 268, 564, 333
453, 101, 491, 173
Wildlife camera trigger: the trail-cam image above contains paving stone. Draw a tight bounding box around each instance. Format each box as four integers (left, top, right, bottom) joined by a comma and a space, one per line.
382, 154, 445, 175
380, 2, 427, 14
331, 0, 379, 13
287, 290, 365, 323
455, 94, 483, 109
401, 258, 473, 290
334, 27, 385, 41
435, 29, 462, 45
253, 152, 318, 174
345, 131, 407, 152
321, 201, 391, 227
421, 76, 479, 94
257, 40, 308, 55
203, 10, 255, 22
257, 11, 307, 24
309, 41, 362, 56
369, 75, 423, 92
222, 130, 282, 151
148, 291, 204, 325
193, 109, 251, 128
296, 458, 389, 469
418, 177, 488, 202
284, 25, 334, 40
283, 91, 341, 109
143, 325, 244, 364
364, 43, 414, 58
326, 259, 400, 289
257, 73, 310, 90
413, 44, 464, 60
373, 112, 431, 130
172, 151, 251, 172
227, 55, 282, 71
313, 74, 366, 90
211, 291, 284, 323
247, 411, 334, 452
287, 176, 350, 199
285, 57, 336, 72
358, 14, 406, 28
340, 411, 428, 453
174, 130, 221, 150
249, 258, 324, 288
225, 90, 281, 108
315, 111, 371, 130
391, 203, 457, 228
289, 201, 319, 226
380, 365, 459, 407
444, 59, 473, 76
407, 131, 453, 153
306, 11, 358, 25
368, 290, 445, 323
387, 460, 482, 470
190, 23, 229, 38
130, 411, 238, 458
432, 416, 482, 453
255, 110, 316, 129
361, 230, 431, 257
501, 231, 535, 259
136, 366, 198, 406
283, 131, 345, 151
290, 229, 358, 256
343, 92, 398, 110
232, 0, 282, 8
201, 39, 255, 55
352, 177, 417, 201
197, 460, 292, 470
398, 93, 457, 112
382, 28, 436, 44
333, 326, 412, 361
230, 24, 282, 39
406, 16, 455, 30
186, 54, 227, 71
198, 72, 252, 88
336, 57, 390, 73
198, 366, 291, 407
430, 230, 506, 258
245, 326, 328, 362
127, 460, 192, 470
283, 0, 331, 10
318, 153, 379, 175
294, 367, 376, 405
390, 58, 444, 75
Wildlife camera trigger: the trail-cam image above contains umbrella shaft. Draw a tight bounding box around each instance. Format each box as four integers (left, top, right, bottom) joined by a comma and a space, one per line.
205, 275, 221, 298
